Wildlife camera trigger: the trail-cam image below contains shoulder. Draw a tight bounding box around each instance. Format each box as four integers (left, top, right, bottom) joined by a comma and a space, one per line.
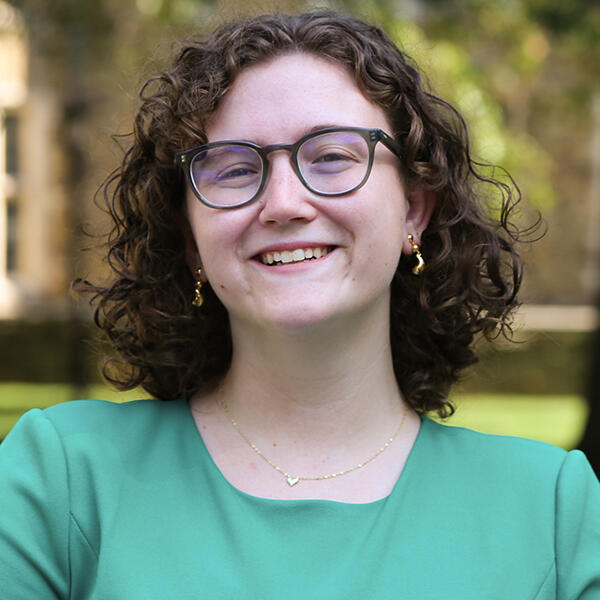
3, 397, 194, 513
415, 417, 599, 535
417, 417, 579, 498
422, 416, 567, 469
41, 397, 180, 434
413, 422, 600, 596
5, 398, 190, 469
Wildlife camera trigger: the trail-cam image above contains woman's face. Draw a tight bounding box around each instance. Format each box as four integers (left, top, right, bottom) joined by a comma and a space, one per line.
186, 53, 430, 332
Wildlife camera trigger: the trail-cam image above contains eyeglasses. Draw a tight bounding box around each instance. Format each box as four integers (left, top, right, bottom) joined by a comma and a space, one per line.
176, 127, 403, 209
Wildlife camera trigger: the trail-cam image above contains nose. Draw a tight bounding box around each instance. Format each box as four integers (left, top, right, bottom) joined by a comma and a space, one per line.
257, 153, 318, 226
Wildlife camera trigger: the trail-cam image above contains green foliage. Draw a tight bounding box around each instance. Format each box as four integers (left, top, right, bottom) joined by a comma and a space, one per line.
526, 0, 600, 36
133, 0, 218, 24
0, 320, 102, 384
458, 331, 593, 396
8, 0, 114, 59
446, 393, 587, 449
389, 17, 556, 211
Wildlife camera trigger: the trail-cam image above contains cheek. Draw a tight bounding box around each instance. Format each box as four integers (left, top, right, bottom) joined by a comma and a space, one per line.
186, 196, 241, 263
186, 210, 258, 292
360, 186, 408, 237
185, 220, 224, 283
367, 199, 407, 270
192, 240, 238, 293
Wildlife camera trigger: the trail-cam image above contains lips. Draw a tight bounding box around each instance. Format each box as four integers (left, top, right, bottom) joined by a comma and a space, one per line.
257, 246, 333, 265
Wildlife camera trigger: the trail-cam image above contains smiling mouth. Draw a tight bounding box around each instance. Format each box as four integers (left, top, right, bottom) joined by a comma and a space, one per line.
258, 246, 333, 266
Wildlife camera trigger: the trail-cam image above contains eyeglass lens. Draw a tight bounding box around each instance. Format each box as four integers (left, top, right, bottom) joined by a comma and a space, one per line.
189, 130, 370, 207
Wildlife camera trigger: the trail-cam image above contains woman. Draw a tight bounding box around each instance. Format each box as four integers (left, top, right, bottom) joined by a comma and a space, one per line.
1, 11, 598, 599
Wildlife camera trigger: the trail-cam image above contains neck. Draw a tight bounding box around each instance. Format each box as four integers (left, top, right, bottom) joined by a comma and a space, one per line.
222, 303, 405, 445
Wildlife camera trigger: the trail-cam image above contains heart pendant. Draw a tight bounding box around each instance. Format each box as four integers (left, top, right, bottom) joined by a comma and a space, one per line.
287, 476, 300, 487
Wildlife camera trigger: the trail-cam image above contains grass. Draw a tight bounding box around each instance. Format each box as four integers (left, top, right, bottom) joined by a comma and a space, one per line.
0, 383, 589, 450
0, 383, 143, 439
441, 393, 588, 449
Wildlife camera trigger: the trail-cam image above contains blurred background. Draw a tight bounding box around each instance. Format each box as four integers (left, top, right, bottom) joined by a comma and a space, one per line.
0, 0, 598, 466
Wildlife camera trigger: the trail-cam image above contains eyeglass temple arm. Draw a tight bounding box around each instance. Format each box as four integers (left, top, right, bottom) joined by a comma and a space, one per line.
375, 130, 404, 159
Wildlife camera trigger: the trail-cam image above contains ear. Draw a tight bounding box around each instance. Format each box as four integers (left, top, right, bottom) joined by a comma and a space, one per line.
403, 185, 436, 252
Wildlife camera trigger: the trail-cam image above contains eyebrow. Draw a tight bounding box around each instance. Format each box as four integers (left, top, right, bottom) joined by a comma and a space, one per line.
211, 124, 349, 147
307, 123, 345, 134
255, 124, 348, 145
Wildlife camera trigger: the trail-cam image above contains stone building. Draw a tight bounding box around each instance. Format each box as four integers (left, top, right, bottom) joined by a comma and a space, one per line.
0, 1, 25, 316
0, 1, 74, 318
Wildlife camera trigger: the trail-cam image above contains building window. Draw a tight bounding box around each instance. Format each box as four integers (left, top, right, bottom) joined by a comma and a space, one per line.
3, 112, 20, 275
4, 112, 18, 178
6, 199, 17, 273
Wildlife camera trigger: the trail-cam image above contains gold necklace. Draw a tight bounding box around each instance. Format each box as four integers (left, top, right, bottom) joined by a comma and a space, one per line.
219, 393, 408, 487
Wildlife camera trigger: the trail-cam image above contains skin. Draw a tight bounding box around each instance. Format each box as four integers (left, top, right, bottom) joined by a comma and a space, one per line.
187, 53, 435, 502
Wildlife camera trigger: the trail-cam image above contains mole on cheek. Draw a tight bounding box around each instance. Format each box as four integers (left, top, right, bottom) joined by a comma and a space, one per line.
219, 284, 226, 289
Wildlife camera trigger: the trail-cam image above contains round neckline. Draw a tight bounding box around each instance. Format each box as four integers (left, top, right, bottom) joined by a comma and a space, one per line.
182, 398, 429, 507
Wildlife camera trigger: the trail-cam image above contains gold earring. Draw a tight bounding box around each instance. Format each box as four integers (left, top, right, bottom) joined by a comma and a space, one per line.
192, 268, 204, 307
408, 234, 425, 275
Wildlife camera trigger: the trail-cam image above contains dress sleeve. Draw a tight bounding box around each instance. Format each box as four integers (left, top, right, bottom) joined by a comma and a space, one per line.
0, 409, 70, 599
555, 449, 600, 599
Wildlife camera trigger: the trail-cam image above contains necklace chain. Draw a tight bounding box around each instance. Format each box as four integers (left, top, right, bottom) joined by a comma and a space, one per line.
219, 392, 408, 487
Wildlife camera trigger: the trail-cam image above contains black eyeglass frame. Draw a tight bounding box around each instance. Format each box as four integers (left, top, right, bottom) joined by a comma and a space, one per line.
175, 127, 404, 210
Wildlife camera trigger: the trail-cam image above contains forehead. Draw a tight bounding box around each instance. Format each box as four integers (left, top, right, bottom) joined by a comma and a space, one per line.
205, 53, 391, 143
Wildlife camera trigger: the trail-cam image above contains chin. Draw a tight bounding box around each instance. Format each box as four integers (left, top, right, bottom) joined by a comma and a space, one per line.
255, 298, 380, 334
261, 308, 336, 332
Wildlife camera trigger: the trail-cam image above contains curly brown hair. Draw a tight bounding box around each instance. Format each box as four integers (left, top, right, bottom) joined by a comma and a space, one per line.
80, 10, 533, 417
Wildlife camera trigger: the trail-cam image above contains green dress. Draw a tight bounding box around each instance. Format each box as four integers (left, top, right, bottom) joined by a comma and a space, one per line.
1, 398, 599, 599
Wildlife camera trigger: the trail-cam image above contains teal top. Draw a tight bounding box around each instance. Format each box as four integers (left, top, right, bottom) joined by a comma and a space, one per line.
0, 398, 599, 599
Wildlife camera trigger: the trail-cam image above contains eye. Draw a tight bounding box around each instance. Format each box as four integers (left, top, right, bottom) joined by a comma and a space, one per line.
192, 145, 262, 188
304, 144, 360, 175
312, 150, 355, 164
299, 132, 369, 177
216, 164, 259, 181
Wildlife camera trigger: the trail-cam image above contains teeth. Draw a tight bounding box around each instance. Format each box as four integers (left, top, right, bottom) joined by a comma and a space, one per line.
259, 246, 330, 265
